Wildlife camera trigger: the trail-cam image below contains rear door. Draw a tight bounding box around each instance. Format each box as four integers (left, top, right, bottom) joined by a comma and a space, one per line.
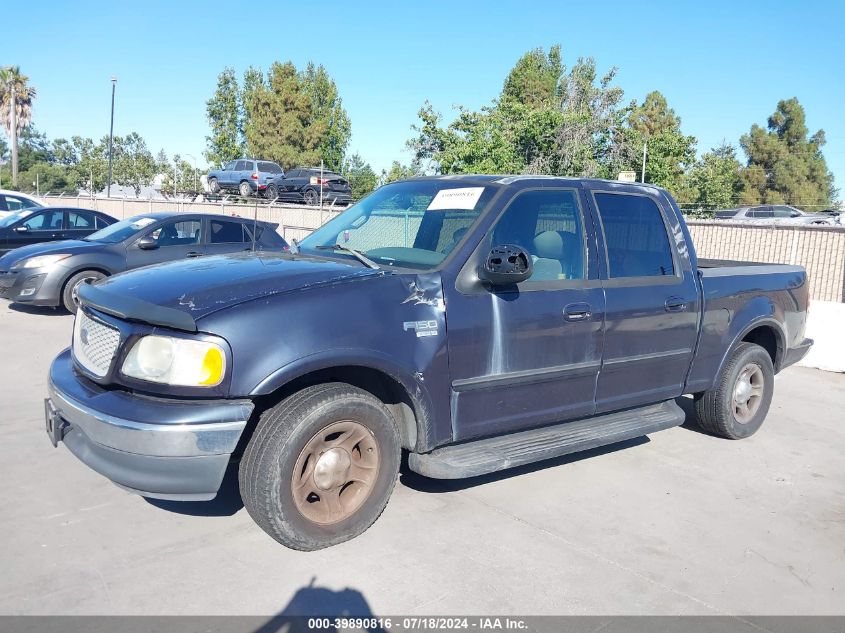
588, 189, 699, 413
65, 209, 99, 240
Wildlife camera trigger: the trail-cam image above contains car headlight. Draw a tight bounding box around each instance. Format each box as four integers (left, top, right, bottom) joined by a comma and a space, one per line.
13, 254, 72, 269
121, 335, 226, 387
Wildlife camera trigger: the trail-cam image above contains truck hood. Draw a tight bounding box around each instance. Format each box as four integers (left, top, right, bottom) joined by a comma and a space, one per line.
0, 239, 100, 267
82, 252, 383, 330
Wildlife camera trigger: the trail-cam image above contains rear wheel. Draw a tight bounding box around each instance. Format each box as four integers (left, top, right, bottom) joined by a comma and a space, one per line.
303, 188, 319, 205
239, 181, 252, 198
694, 342, 774, 439
208, 177, 220, 194
62, 270, 106, 314
264, 183, 279, 201
239, 383, 401, 550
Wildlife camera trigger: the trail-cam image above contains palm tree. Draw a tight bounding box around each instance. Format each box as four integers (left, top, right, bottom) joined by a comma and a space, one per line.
0, 66, 37, 187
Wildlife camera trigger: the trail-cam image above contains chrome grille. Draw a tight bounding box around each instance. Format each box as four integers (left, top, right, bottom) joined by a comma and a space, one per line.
73, 311, 120, 377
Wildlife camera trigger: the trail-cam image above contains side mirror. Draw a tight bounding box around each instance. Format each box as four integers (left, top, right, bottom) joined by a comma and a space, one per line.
791, 211, 801, 217
137, 235, 159, 250
14, 226, 29, 233
478, 245, 533, 285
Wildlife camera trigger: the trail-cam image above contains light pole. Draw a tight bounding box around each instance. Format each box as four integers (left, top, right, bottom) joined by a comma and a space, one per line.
107, 76, 117, 197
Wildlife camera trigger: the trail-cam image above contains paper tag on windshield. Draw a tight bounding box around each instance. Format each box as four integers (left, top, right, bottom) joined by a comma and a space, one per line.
131, 218, 156, 229
427, 187, 484, 210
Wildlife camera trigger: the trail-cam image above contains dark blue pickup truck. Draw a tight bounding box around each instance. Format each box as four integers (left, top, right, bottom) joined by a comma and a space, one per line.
45, 176, 812, 550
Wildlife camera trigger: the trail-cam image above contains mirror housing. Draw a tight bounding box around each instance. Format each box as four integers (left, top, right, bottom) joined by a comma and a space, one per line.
478, 245, 533, 285
137, 236, 159, 250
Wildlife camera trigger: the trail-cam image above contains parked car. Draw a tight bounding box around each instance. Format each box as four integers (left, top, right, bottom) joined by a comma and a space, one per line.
206, 159, 284, 198
0, 212, 287, 313
715, 205, 836, 225
0, 189, 43, 219
44, 176, 811, 550
264, 167, 352, 206
0, 207, 117, 256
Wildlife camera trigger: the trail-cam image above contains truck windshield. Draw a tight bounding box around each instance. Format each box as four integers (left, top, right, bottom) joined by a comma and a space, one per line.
298, 181, 495, 270
84, 215, 158, 243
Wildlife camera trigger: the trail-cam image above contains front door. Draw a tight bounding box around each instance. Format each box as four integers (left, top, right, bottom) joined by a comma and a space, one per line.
588, 189, 700, 413
125, 218, 204, 269
6, 208, 66, 250
446, 188, 605, 441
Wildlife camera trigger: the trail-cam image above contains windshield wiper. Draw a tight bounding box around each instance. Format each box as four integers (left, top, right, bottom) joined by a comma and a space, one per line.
315, 244, 380, 269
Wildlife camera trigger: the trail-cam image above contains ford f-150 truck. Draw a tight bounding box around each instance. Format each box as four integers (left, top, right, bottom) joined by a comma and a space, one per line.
45, 176, 813, 550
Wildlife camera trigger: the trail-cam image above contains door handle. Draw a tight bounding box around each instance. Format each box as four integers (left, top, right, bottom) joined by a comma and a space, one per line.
186, 251, 203, 258
665, 296, 687, 312
563, 303, 592, 322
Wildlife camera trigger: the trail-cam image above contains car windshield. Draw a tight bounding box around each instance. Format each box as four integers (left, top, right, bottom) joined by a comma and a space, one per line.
84, 215, 159, 243
298, 180, 496, 270
0, 209, 37, 228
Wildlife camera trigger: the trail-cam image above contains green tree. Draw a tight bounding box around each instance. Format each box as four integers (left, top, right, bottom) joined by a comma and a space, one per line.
243, 61, 323, 168
205, 67, 243, 167
0, 66, 37, 186
301, 63, 351, 172
160, 154, 200, 195
739, 97, 836, 209
19, 162, 76, 194
111, 132, 157, 196
342, 152, 378, 199
501, 45, 563, 107
627, 91, 696, 195
683, 143, 743, 213
409, 51, 635, 179
380, 161, 416, 184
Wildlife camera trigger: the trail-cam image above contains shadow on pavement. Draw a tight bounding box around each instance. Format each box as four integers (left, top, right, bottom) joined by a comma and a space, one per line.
7, 303, 69, 316
144, 463, 244, 516
675, 395, 713, 436
399, 435, 649, 493
254, 577, 383, 633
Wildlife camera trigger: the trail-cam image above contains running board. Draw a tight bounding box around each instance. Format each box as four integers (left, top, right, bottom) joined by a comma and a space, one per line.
409, 400, 685, 479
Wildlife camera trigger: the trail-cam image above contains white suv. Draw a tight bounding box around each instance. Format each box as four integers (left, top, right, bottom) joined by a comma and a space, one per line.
0, 190, 44, 219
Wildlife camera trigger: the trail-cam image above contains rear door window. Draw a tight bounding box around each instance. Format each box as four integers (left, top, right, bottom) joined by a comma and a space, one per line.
593, 192, 674, 278
68, 210, 96, 229
210, 219, 247, 243
258, 161, 283, 174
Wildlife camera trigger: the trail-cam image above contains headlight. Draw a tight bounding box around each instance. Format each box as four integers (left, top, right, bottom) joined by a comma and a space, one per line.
121, 335, 226, 387
14, 254, 72, 269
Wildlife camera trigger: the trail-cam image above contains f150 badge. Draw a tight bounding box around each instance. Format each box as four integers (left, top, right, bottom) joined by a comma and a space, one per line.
404, 320, 438, 338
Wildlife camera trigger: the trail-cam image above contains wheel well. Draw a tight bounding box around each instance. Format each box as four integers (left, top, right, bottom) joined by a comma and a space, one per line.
61, 267, 110, 294
742, 326, 780, 369
245, 366, 421, 454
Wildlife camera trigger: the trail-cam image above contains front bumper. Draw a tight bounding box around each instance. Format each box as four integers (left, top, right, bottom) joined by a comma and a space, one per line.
47, 349, 254, 500
0, 266, 61, 305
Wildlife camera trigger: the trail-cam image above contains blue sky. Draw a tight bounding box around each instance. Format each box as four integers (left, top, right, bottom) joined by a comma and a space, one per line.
3, 0, 843, 201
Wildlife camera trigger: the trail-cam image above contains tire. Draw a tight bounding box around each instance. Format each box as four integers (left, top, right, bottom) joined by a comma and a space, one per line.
208, 177, 220, 194
303, 188, 319, 206
239, 383, 401, 550
62, 270, 107, 314
239, 181, 252, 198
264, 183, 279, 200
694, 342, 775, 439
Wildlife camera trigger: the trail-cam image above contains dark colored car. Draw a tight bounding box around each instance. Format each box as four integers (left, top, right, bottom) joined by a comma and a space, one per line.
0, 212, 287, 313
206, 159, 284, 198
45, 176, 811, 550
264, 167, 352, 205
0, 207, 117, 256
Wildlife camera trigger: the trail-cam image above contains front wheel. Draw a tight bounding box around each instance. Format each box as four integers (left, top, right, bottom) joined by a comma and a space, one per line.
62, 270, 106, 314
239, 181, 252, 198
694, 342, 775, 439
239, 383, 401, 550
